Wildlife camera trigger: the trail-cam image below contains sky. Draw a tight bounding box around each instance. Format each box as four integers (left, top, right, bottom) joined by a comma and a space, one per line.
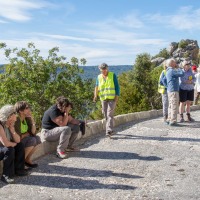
0, 0, 200, 66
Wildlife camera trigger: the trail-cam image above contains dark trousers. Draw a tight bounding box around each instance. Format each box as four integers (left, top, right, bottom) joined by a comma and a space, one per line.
0, 142, 25, 177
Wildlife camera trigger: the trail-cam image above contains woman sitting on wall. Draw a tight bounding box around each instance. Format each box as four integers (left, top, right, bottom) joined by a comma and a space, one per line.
0, 105, 29, 184
14, 101, 41, 168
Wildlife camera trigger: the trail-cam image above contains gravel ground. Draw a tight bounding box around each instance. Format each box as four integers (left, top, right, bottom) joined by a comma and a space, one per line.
0, 111, 200, 200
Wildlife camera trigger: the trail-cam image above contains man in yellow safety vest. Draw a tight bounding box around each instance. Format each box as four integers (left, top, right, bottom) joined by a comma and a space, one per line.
93, 63, 120, 136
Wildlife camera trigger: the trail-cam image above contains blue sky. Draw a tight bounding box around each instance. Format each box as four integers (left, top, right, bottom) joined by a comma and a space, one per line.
0, 0, 200, 65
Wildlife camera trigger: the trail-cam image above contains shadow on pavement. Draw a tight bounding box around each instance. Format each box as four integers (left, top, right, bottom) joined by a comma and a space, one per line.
37, 165, 144, 179
16, 173, 137, 190
112, 134, 200, 143
73, 150, 162, 161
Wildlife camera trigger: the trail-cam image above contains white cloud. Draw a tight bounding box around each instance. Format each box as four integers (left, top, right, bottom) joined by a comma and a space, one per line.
146, 6, 200, 30
0, 19, 7, 23
112, 13, 144, 28
0, 10, 169, 65
0, 0, 47, 21
170, 6, 200, 30
41, 34, 92, 42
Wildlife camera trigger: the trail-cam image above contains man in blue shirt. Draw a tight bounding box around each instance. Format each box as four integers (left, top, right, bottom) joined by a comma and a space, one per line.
166, 58, 184, 125
179, 61, 196, 122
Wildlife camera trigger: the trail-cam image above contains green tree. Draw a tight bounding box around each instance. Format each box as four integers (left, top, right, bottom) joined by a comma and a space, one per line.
115, 53, 162, 115
149, 65, 163, 109
132, 53, 155, 110
152, 48, 170, 59
80, 58, 87, 66
178, 40, 188, 49
0, 43, 93, 128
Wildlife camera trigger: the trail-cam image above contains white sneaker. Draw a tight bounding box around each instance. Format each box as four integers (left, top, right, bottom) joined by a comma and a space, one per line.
56, 151, 68, 159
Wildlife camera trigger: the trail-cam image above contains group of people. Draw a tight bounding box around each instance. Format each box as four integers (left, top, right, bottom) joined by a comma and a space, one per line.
158, 58, 199, 125
0, 102, 41, 184
0, 63, 120, 184
2, 58, 198, 184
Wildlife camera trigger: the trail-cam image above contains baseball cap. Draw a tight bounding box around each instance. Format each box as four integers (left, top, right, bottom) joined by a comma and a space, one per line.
182, 60, 190, 67
191, 65, 197, 71
98, 63, 108, 70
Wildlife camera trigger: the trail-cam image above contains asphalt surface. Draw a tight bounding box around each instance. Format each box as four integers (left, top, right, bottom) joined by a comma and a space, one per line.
0, 110, 200, 200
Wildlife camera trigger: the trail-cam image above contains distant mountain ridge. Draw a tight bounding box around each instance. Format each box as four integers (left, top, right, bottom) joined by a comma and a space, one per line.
79, 65, 133, 79
0, 64, 133, 79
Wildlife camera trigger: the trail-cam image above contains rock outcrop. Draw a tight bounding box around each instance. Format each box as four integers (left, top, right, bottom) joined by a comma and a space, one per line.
151, 39, 199, 66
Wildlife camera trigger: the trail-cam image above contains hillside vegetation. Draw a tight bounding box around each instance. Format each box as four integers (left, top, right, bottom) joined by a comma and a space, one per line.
0, 40, 199, 127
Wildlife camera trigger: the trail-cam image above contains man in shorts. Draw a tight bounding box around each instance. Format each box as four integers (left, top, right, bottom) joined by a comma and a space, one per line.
179, 61, 196, 122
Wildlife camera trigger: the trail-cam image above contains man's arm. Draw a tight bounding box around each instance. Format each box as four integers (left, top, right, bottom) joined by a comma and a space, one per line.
52, 106, 71, 126
0, 126, 17, 147
114, 73, 120, 102
93, 78, 99, 102
172, 68, 184, 78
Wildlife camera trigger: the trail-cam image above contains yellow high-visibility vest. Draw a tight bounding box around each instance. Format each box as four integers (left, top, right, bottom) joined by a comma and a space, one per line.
98, 72, 115, 101
158, 70, 167, 94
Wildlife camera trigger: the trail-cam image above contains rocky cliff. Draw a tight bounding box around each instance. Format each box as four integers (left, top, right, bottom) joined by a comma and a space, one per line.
151, 39, 199, 66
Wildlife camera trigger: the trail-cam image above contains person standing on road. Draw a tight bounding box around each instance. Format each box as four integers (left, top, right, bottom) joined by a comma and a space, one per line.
166, 58, 184, 126
41, 96, 80, 159
191, 65, 198, 105
93, 63, 120, 136
194, 67, 200, 105
179, 61, 196, 122
158, 61, 168, 122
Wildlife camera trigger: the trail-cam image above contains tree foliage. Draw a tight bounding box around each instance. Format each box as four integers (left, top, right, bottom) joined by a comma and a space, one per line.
115, 53, 163, 115
178, 40, 189, 49
152, 48, 170, 59
0, 43, 94, 128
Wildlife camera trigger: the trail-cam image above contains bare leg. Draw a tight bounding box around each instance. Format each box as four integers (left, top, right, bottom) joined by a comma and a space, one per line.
25, 146, 38, 164
185, 101, 191, 114
179, 102, 185, 114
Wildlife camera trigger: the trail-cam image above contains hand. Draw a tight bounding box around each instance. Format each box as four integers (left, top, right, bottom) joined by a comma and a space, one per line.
114, 96, 119, 102
65, 106, 71, 114
11, 142, 17, 147
21, 133, 30, 139
93, 96, 97, 102
186, 80, 192, 84
9, 124, 15, 134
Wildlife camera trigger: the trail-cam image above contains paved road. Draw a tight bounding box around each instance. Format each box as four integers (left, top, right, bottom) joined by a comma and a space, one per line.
1, 110, 200, 200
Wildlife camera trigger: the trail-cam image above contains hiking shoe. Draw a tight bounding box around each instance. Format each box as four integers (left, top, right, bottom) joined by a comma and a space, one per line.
65, 147, 80, 152
169, 122, 178, 126
56, 151, 68, 159
179, 114, 185, 123
1, 175, 15, 184
165, 120, 170, 125
186, 113, 195, 122
106, 131, 114, 137
25, 162, 38, 168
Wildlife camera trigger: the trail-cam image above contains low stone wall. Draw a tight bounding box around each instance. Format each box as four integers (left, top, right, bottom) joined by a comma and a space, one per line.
1, 105, 200, 174
32, 105, 200, 160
